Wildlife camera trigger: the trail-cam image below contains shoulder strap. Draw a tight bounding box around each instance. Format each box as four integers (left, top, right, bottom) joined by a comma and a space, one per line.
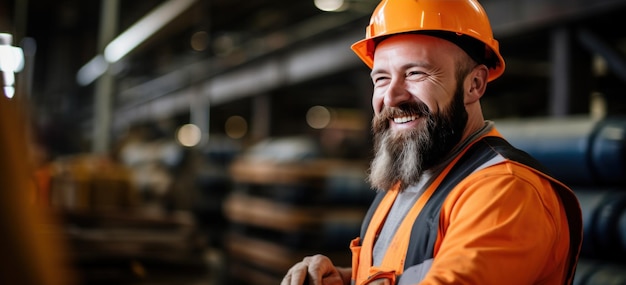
481, 137, 581, 285
405, 136, 581, 285
404, 136, 507, 264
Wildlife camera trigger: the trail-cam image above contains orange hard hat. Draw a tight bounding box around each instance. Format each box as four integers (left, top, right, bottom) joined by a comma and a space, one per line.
351, 0, 505, 82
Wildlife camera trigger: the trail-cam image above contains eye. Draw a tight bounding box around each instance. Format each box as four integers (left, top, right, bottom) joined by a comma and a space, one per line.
406, 70, 425, 79
372, 75, 390, 86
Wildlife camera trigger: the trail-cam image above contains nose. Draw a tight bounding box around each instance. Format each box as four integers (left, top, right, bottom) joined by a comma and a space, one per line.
383, 78, 411, 107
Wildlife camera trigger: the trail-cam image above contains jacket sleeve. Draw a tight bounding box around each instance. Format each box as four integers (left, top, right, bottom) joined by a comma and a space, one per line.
419, 163, 571, 285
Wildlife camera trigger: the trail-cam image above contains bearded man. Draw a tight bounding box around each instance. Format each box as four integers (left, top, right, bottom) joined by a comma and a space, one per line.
282, 1, 583, 285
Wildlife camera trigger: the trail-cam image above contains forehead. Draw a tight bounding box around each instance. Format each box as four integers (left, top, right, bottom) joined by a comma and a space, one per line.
373, 34, 464, 66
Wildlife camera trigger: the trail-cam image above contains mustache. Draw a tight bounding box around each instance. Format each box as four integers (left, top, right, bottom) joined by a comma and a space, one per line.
381, 102, 430, 120
373, 101, 431, 131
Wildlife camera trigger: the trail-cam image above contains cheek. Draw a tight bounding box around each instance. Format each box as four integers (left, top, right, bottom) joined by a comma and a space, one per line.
372, 92, 384, 115
422, 85, 453, 113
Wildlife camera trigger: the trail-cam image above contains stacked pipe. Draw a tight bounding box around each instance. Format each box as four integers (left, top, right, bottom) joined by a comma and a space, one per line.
224, 136, 374, 284
495, 116, 626, 284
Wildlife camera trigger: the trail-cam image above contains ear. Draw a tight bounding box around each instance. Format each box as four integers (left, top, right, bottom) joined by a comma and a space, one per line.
465, 65, 489, 104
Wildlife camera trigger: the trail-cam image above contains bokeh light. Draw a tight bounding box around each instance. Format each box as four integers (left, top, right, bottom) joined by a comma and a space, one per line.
176, 123, 202, 147
314, 0, 345, 12
306, 105, 331, 129
225, 116, 248, 139
190, 31, 209, 52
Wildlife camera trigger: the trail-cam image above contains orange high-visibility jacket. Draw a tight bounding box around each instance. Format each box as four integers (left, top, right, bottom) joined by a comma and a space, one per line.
350, 129, 583, 285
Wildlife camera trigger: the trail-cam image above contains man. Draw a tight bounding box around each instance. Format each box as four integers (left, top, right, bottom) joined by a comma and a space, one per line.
281, 0, 583, 284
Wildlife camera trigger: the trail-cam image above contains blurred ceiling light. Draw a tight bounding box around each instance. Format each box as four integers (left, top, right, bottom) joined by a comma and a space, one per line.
314, 0, 346, 12
76, 55, 107, 86
177, 123, 202, 147
104, 0, 197, 63
0, 33, 24, 99
306, 105, 331, 129
77, 0, 196, 86
190, 31, 209, 51
0, 39, 24, 73
3, 86, 14, 98
225, 116, 248, 139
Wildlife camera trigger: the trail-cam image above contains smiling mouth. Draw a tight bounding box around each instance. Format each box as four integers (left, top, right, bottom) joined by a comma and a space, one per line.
393, 115, 418, 124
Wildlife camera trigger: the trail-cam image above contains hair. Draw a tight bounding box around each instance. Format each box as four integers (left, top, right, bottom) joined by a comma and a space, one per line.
455, 53, 478, 83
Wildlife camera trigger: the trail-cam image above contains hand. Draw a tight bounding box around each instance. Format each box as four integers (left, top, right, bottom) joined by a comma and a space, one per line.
281, 254, 347, 285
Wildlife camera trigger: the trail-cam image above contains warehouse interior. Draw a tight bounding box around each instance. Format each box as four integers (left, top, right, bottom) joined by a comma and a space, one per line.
2, 0, 626, 284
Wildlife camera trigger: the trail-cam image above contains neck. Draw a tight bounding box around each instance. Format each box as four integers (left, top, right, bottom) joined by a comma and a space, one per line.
461, 103, 485, 143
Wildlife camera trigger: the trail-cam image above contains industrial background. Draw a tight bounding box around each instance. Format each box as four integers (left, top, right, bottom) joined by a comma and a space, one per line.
1, 0, 626, 284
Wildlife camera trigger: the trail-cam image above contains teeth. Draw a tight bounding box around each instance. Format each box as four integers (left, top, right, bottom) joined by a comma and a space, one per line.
393, 115, 418, 124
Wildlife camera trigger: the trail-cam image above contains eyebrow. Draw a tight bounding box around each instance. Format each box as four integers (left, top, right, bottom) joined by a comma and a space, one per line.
370, 61, 433, 78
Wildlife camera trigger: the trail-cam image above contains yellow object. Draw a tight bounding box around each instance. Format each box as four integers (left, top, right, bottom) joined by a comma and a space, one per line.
351, 0, 505, 82
0, 97, 77, 285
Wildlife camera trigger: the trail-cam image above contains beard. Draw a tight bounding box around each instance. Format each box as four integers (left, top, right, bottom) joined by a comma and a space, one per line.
367, 82, 468, 192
